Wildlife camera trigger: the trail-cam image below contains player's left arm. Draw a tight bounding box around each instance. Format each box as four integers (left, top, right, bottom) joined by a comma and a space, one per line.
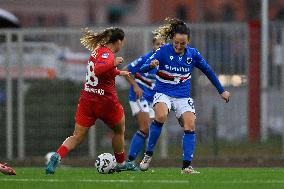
93, 50, 126, 76
107, 57, 130, 77
194, 50, 230, 103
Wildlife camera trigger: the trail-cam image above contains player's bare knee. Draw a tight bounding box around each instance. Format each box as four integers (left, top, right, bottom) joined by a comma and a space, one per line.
139, 121, 149, 133
155, 112, 167, 123
183, 123, 195, 131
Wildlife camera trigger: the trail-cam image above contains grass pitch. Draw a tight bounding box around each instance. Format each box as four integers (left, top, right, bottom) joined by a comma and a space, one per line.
1, 167, 284, 189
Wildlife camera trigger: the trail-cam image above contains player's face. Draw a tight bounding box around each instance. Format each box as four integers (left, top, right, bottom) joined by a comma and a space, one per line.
152, 39, 165, 51
172, 34, 189, 55
114, 39, 124, 53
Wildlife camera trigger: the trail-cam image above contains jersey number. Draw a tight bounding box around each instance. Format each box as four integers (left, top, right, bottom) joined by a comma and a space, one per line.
86, 60, 98, 86
188, 99, 195, 109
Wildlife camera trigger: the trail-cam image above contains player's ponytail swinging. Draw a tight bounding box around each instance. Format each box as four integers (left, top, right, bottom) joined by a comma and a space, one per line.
153, 17, 190, 41
80, 27, 124, 51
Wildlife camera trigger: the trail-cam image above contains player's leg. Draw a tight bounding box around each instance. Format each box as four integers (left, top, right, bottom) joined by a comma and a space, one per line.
111, 114, 126, 164
46, 97, 95, 175
145, 102, 168, 155
128, 112, 149, 160
101, 101, 136, 171
179, 112, 199, 174
59, 123, 90, 154
128, 100, 150, 162
0, 163, 16, 175
176, 97, 199, 174
140, 93, 171, 171
109, 115, 137, 171
46, 123, 90, 174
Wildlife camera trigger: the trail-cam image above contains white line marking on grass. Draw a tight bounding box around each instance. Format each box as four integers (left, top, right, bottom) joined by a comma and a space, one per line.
1, 179, 284, 184
0, 179, 189, 184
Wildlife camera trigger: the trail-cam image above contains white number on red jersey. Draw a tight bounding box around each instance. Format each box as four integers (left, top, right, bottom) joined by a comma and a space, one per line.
86, 60, 98, 86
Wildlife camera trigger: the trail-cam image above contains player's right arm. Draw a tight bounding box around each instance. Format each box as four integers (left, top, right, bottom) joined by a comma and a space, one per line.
123, 57, 146, 99
140, 48, 162, 72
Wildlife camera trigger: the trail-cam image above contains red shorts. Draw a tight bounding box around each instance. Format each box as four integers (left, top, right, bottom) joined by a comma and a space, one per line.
75, 93, 124, 128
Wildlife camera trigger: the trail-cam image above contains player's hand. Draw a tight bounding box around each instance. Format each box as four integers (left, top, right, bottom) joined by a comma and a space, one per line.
150, 60, 159, 68
119, 70, 130, 76
114, 57, 124, 66
134, 86, 144, 99
221, 91, 230, 103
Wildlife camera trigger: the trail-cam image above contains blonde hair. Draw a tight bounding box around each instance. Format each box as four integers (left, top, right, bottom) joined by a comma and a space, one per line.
153, 17, 189, 41
80, 27, 124, 51
152, 34, 166, 43
80, 28, 111, 51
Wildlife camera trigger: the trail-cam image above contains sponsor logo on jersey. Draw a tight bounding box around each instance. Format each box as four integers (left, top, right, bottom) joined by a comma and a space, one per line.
165, 65, 190, 72
130, 60, 138, 67
102, 53, 109, 59
170, 56, 174, 60
84, 87, 105, 95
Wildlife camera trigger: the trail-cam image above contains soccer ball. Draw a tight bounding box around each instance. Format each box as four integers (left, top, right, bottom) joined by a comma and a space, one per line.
95, 153, 116, 174
45, 152, 56, 165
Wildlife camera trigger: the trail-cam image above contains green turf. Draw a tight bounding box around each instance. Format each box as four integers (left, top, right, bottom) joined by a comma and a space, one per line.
1, 167, 284, 189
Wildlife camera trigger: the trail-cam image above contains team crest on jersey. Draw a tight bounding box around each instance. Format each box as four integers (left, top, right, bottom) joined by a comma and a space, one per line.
102, 53, 109, 59
186, 57, 192, 64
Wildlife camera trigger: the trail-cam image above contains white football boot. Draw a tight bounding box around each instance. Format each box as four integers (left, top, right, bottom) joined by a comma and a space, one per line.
139, 154, 152, 171
181, 166, 200, 174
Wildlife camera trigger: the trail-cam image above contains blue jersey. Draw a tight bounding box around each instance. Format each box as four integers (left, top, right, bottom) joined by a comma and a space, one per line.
127, 51, 157, 103
140, 43, 224, 98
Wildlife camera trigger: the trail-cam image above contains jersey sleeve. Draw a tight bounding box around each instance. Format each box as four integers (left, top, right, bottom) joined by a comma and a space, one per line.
90, 51, 115, 76
112, 68, 121, 76
140, 48, 163, 72
127, 56, 146, 74
193, 49, 225, 94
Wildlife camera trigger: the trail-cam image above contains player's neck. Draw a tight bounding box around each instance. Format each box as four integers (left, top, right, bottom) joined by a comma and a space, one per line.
176, 51, 185, 56
105, 44, 116, 53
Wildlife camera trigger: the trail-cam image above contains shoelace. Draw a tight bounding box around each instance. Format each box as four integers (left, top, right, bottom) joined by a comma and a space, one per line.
142, 156, 151, 163
0, 163, 8, 168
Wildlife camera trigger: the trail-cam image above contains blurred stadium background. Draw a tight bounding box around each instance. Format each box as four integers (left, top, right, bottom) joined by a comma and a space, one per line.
0, 0, 284, 167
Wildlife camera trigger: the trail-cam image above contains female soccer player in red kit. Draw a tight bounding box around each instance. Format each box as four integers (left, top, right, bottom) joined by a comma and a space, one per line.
46, 27, 136, 174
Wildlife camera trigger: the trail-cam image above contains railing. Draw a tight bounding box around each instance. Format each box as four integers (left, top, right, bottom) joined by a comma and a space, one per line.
0, 23, 283, 162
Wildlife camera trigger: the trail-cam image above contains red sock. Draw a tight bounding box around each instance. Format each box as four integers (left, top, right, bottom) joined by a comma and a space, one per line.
56, 145, 69, 159
114, 151, 125, 164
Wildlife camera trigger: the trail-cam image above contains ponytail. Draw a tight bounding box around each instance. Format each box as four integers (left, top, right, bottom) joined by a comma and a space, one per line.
153, 17, 190, 41
80, 27, 124, 51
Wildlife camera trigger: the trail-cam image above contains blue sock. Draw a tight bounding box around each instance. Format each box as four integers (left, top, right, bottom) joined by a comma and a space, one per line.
128, 130, 147, 161
146, 120, 164, 155
183, 131, 196, 162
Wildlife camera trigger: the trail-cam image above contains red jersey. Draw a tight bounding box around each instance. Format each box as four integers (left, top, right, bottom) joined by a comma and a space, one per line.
82, 46, 120, 96
76, 46, 124, 127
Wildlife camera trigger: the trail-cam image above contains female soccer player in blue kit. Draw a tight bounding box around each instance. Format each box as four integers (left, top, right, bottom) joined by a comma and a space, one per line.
139, 18, 230, 174
124, 36, 165, 167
